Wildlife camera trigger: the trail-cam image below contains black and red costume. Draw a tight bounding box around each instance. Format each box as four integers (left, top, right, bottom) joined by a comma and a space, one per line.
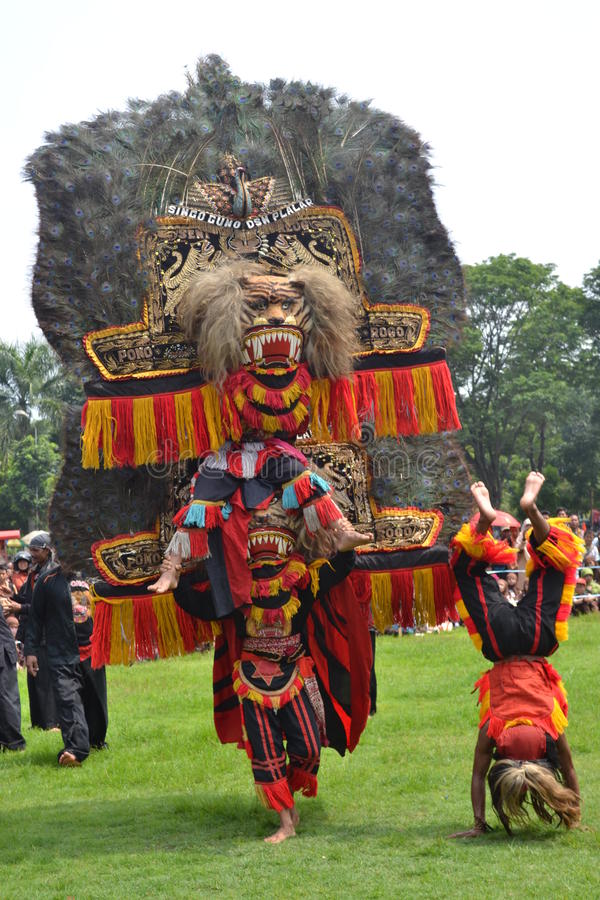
174, 549, 371, 811
450, 522, 583, 758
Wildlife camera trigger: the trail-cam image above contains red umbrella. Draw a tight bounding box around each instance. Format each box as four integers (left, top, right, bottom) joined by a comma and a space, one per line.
472, 510, 521, 529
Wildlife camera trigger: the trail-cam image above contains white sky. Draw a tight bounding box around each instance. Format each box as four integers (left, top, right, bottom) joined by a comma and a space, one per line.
3, 0, 599, 344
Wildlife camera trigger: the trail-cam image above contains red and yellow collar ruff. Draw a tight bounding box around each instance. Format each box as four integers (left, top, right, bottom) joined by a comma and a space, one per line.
246, 555, 310, 626
225, 364, 311, 437
226, 363, 311, 412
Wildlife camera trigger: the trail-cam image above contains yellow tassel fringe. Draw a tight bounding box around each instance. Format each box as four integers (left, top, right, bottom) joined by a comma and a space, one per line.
413, 567, 436, 626
309, 379, 331, 441
81, 399, 114, 469
370, 572, 393, 634
174, 391, 197, 460
132, 397, 158, 466
374, 371, 397, 436
412, 366, 439, 433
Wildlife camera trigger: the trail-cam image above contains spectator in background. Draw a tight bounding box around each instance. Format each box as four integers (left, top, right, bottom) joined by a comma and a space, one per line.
14, 546, 59, 731
580, 567, 600, 596
11, 551, 31, 593
24, 533, 89, 767
0, 596, 26, 752
573, 576, 597, 614
582, 531, 598, 567
505, 571, 520, 604
513, 519, 530, 591
0, 565, 14, 614
569, 514, 584, 539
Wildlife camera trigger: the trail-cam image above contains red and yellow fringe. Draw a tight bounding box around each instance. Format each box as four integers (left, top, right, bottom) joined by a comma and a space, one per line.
81, 359, 460, 469
475, 663, 568, 740
450, 523, 517, 567
349, 564, 455, 631
248, 595, 301, 626
288, 768, 318, 798
225, 363, 311, 411
81, 383, 225, 470
254, 778, 294, 812
232, 660, 304, 710
89, 586, 220, 666
250, 557, 309, 600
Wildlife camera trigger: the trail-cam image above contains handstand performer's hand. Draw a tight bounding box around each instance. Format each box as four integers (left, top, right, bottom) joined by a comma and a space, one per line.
447, 819, 491, 839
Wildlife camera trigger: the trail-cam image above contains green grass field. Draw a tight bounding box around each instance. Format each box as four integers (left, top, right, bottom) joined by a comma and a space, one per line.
2, 617, 599, 899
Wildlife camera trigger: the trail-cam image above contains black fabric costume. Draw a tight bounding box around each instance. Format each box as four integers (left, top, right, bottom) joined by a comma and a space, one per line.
17, 571, 58, 729
174, 550, 371, 810
0, 611, 25, 750
24, 561, 89, 763
451, 528, 571, 662
74, 616, 108, 748
450, 524, 580, 757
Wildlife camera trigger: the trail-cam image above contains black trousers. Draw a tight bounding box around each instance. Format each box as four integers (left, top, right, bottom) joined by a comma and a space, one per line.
49, 663, 90, 762
0, 650, 25, 750
242, 689, 321, 788
28, 645, 59, 729
369, 630, 377, 714
79, 658, 108, 747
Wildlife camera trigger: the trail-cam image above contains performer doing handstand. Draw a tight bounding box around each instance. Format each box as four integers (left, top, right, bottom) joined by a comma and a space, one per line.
449, 472, 582, 837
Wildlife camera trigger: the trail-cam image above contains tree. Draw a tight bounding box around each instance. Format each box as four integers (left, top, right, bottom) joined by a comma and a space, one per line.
0, 435, 61, 532
450, 255, 586, 508
0, 338, 81, 459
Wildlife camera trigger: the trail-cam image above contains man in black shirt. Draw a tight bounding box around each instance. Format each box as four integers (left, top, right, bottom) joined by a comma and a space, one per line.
24, 533, 89, 766
0, 602, 25, 751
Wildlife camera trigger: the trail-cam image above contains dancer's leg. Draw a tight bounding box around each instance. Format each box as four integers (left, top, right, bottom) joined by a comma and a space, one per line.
519, 471, 550, 546
471, 481, 496, 534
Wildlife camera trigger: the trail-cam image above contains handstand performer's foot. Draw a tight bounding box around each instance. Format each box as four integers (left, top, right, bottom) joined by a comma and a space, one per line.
470, 481, 496, 533
520, 471, 545, 515
264, 808, 296, 844
330, 518, 372, 551
519, 472, 550, 545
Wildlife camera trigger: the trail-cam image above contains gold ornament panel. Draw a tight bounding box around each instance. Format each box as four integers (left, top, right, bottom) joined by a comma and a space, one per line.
84, 203, 433, 380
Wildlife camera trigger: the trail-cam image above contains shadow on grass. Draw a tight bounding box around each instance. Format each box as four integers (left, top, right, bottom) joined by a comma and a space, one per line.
3, 792, 427, 862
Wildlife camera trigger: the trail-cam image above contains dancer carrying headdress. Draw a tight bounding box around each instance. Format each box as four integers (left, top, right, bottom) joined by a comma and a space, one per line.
170, 497, 370, 843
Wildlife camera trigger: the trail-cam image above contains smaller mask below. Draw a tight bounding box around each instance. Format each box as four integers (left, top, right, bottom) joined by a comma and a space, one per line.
248, 500, 300, 563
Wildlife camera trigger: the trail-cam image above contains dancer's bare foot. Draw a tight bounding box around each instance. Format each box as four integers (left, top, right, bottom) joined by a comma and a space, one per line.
264, 808, 296, 844
58, 751, 81, 767
470, 481, 496, 534
330, 518, 372, 551
520, 471, 545, 514
291, 805, 300, 828
147, 555, 182, 593
519, 472, 550, 545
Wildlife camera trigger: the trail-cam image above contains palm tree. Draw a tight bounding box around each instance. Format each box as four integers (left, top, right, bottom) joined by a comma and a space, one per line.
0, 338, 80, 458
